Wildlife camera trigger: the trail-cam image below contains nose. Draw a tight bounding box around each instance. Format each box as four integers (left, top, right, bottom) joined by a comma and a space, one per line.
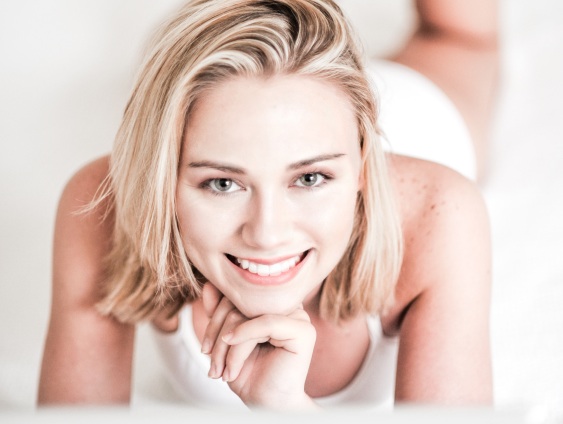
241, 189, 292, 250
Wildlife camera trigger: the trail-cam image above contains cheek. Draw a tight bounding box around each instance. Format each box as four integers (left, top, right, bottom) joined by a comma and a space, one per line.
176, 193, 235, 260
302, 185, 358, 249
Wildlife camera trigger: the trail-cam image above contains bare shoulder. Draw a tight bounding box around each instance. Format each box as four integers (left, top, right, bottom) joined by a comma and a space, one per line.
388, 153, 486, 228
382, 153, 491, 335
60, 154, 111, 210
53, 154, 114, 307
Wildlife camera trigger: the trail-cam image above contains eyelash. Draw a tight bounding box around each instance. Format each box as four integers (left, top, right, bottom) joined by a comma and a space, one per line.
292, 171, 333, 190
199, 171, 334, 197
199, 178, 244, 197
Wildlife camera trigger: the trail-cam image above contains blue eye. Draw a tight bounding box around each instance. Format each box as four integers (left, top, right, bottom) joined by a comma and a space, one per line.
294, 173, 327, 188
204, 178, 242, 194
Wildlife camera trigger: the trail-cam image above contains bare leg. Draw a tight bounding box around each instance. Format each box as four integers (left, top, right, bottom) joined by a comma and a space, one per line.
388, 0, 499, 182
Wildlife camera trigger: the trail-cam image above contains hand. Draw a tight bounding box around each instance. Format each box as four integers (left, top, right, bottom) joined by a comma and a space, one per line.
200, 283, 318, 409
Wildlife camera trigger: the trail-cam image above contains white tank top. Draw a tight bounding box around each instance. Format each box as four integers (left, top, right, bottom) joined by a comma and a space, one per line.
151, 304, 399, 410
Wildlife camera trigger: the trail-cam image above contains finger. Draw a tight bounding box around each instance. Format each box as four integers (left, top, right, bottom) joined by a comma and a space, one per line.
201, 295, 234, 354
208, 308, 246, 379
223, 314, 316, 354
202, 282, 223, 318
222, 338, 266, 382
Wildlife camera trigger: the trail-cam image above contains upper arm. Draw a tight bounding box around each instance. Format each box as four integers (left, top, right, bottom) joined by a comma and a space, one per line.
388, 159, 493, 404
38, 156, 135, 405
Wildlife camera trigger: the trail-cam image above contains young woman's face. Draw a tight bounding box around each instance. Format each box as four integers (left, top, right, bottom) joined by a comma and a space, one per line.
177, 75, 362, 318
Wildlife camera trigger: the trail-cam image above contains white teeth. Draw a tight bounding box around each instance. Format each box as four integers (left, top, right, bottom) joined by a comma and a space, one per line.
269, 263, 282, 275
233, 255, 302, 276
257, 264, 269, 276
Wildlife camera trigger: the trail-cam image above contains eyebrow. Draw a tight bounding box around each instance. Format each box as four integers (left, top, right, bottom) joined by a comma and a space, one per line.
287, 153, 345, 170
187, 153, 346, 173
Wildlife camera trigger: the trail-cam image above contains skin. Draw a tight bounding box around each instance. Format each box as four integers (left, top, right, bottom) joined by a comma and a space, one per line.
38, 0, 496, 408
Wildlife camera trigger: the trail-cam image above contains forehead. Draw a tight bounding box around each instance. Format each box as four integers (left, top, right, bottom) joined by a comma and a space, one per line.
183, 74, 359, 163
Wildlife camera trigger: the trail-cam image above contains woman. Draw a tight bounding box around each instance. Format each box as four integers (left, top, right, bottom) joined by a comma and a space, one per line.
38, 0, 497, 409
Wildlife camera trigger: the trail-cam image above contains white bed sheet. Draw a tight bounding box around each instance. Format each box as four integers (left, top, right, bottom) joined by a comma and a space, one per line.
0, 0, 562, 422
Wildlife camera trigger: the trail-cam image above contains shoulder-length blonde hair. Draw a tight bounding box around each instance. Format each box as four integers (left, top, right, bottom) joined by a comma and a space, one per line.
95, 0, 403, 324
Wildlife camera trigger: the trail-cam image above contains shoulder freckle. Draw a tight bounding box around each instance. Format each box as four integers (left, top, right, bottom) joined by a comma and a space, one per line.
429, 200, 447, 215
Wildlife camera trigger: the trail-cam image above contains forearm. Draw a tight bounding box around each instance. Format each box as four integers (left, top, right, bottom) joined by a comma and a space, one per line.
38, 313, 135, 405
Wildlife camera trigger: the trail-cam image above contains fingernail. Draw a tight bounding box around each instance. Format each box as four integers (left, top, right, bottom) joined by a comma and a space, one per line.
222, 331, 233, 343
201, 338, 211, 354
222, 369, 230, 382
208, 363, 218, 379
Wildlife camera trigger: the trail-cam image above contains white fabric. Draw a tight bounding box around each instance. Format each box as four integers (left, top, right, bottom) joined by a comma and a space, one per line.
369, 58, 477, 180
152, 305, 398, 410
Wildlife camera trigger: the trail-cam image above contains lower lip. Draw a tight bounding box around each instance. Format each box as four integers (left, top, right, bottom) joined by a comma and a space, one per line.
228, 253, 309, 286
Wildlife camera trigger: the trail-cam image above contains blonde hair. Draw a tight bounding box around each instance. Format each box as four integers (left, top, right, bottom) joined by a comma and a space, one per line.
95, 0, 403, 324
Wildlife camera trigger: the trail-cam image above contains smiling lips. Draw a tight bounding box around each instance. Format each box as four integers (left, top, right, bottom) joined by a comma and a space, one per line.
230, 252, 306, 277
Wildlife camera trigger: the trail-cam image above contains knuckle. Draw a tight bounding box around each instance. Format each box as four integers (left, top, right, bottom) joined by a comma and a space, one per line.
225, 308, 244, 325
294, 308, 311, 321
302, 321, 317, 341
309, 323, 317, 338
